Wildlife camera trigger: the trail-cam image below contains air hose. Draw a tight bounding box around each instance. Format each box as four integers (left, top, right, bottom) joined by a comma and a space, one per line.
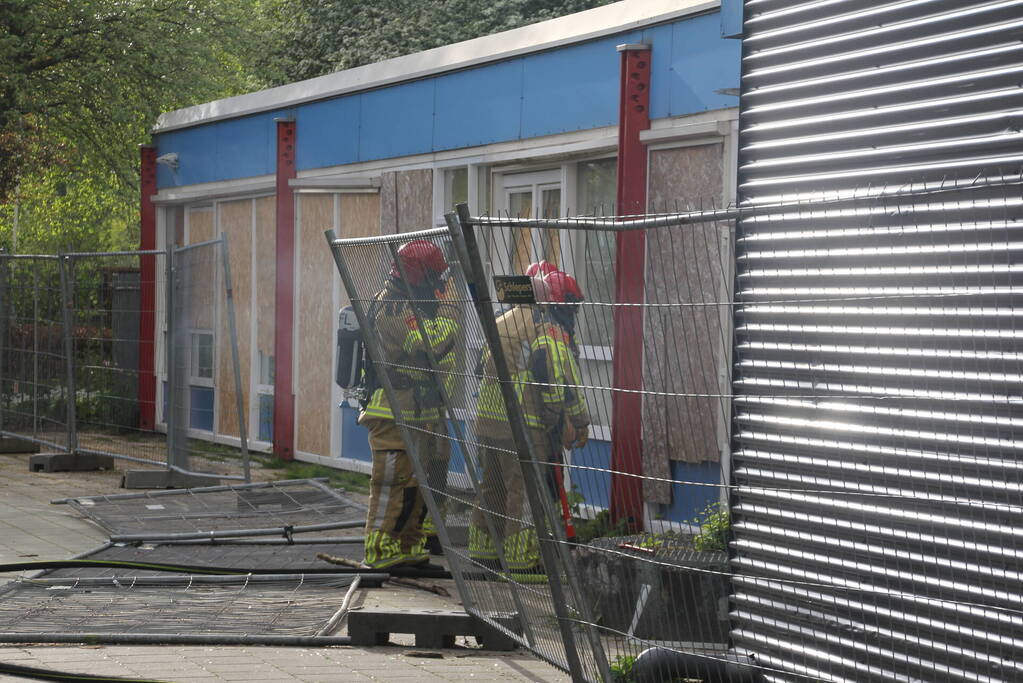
0, 660, 170, 683
0, 559, 451, 579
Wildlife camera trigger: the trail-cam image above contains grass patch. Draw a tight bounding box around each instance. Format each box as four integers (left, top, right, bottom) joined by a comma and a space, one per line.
186, 438, 245, 462
256, 457, 371, 495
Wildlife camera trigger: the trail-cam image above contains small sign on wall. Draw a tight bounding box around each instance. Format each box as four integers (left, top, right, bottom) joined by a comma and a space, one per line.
493, 275, 536, 304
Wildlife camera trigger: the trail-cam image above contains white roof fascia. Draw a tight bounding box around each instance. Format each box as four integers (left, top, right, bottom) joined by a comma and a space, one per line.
154, 0, 719, 133
152, 175, 275, 204
289, 176, 380, 191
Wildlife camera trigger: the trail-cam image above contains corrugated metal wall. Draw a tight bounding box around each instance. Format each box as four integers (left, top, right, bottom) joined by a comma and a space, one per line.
731, 1, 1023, 681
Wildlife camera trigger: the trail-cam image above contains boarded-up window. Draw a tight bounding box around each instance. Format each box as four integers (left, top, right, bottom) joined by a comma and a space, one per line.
642, 144, 730, 504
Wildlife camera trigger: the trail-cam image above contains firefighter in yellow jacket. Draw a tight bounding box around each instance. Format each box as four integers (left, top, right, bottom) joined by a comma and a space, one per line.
359, 239, 458, 569
469, 266, 589, 582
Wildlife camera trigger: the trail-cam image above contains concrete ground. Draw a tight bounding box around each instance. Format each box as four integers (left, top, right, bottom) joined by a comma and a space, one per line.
0, 452, 569, 682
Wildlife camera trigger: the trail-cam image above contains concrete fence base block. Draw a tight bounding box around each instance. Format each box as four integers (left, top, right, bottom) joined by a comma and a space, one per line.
0, 437, 41, 454
29, 452, 113, 473
121, 469, 221, 490
348, 608, 519, 651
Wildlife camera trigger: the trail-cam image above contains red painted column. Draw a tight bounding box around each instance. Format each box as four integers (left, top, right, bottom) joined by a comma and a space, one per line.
273, 118, 297, 461
138, 145, 157, 431
610, 44, 651, 531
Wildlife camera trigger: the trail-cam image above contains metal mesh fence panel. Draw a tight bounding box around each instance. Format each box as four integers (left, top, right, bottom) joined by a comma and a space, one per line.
452, 205, 737, 680
326, 227, 608, 680
0, 573, 363, 640
167, 238, 250, 481
457, 182, 1023, 681
0, 255, 71, 451
62, 479, 365, 539
64, 250, 165, 465
2, 242, 248, 482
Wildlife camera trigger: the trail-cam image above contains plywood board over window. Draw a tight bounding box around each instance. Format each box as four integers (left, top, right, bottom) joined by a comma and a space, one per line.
255, 197, 276, 380
188, 207, 214, 244
216, 199, 252, 438
380, 170, 432, 234
642, 143, 730, 504
296, 194, 335, 458
187, 208, 215, 330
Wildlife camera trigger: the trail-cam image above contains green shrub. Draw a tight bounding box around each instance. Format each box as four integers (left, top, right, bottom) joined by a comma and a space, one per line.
610, 654, 636, 682
691, 501, 730, 552
574, 509, 630, 545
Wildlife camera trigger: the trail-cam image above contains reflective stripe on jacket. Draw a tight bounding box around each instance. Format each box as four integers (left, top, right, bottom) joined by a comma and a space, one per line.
358, 281, 460, 426
475, 305, 589, 440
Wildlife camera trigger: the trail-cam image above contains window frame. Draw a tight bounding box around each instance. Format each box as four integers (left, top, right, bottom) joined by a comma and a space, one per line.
189, 330, 215, 387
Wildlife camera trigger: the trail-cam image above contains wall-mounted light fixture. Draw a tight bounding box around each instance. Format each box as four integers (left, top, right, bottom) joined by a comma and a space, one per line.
155, 152, 179, 169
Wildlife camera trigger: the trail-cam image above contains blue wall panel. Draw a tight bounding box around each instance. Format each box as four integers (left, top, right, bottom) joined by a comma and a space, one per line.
358, 79, 436, 161
434, 60, 524, 150
297, 95, 361, 169
643, 22, 675, 125
340, 404, 372, 464
157, 125, 217, 188
569, 440, 612, 511
215, 112, 278, 183
662, 13, 741, 118
155, 10, 738, 189
660, 461, 722, 523
720, 0, 744, 39
520, 35, 624, 139
189, 386, 215, 432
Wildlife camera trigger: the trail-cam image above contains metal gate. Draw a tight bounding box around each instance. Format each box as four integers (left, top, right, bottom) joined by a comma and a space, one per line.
731, 0, 1023, 681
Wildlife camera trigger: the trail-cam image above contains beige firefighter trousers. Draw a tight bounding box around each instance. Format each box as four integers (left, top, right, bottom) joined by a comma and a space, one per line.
362, 417, 450, 568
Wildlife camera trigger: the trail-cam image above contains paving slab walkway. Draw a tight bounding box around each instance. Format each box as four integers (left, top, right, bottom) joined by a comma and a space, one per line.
0, 453, 569, 683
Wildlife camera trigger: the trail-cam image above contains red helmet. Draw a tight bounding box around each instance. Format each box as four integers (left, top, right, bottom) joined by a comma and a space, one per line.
525, 260, 558, 277
390, 240, 448, 286
535, 271, 583, 304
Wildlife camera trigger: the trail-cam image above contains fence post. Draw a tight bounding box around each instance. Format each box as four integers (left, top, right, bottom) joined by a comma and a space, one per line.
32, 267, 39, 440
0, 251, 6, 437
57, 256, 78, 453
164, 245, 179, 473
451, 204, 606, 682
220, 233, 251, 483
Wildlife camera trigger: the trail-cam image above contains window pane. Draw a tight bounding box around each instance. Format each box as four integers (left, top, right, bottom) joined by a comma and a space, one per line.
578, 158, 617, 216
446, 167, 468, 209
508, 190, 532, 218
541, 187, 560, 218
508, 191, 533, 274
191, 332, 213, 379
541, 187, 561, 265
259, 350, 275, 385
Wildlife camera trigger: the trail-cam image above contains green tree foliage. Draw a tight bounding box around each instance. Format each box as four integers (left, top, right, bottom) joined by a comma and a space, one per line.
0, 0, 257, 251
1, 0, 614, 252
255, 0, 616, 86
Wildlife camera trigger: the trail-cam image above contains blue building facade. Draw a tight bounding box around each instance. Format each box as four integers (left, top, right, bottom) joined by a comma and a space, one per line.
150, 0, 741, 527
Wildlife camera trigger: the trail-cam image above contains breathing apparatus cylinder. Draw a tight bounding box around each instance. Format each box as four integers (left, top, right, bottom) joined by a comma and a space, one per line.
335, 305, 363, 389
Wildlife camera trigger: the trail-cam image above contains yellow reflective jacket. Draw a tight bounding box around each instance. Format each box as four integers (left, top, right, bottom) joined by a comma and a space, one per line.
358, 280, 460, 430
476, 305, 589, 442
